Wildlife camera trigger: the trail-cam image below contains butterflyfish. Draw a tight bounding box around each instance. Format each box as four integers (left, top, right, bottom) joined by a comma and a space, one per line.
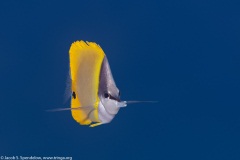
48, 41, 156, 127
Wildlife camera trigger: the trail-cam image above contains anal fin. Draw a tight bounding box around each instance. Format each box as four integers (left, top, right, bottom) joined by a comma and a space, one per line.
90, 123, 103, 127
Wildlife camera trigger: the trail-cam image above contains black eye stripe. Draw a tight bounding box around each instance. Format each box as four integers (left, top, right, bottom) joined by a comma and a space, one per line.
109, 95, 117, 101
104, 92, 119, 101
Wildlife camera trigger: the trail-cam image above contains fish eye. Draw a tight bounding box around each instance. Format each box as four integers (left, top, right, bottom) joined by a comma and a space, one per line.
104, 93, 110, 99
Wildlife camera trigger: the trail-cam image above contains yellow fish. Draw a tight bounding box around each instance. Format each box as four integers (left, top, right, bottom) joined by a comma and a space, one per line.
48, 41, 156, 127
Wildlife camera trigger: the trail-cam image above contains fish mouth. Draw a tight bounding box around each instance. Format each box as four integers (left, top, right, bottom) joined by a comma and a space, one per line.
117, 101, 127, 108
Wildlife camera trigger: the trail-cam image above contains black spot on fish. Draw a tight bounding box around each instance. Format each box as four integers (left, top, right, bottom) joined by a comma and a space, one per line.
72, 92, 76, 99
104, 93, 110, 98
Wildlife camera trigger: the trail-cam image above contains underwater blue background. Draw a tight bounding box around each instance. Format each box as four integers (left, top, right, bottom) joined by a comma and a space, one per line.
0, 1, 240, 159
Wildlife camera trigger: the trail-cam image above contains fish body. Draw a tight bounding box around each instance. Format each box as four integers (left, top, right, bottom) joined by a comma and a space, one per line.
46, 40, 156, 127
69, 41, 126, 127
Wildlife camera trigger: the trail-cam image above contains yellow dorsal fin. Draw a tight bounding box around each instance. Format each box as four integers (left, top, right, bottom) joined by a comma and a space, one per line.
69, 41, 105, 125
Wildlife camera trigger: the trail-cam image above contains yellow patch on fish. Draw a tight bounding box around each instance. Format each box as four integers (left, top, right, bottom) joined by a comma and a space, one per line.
69, 41, 105, 125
